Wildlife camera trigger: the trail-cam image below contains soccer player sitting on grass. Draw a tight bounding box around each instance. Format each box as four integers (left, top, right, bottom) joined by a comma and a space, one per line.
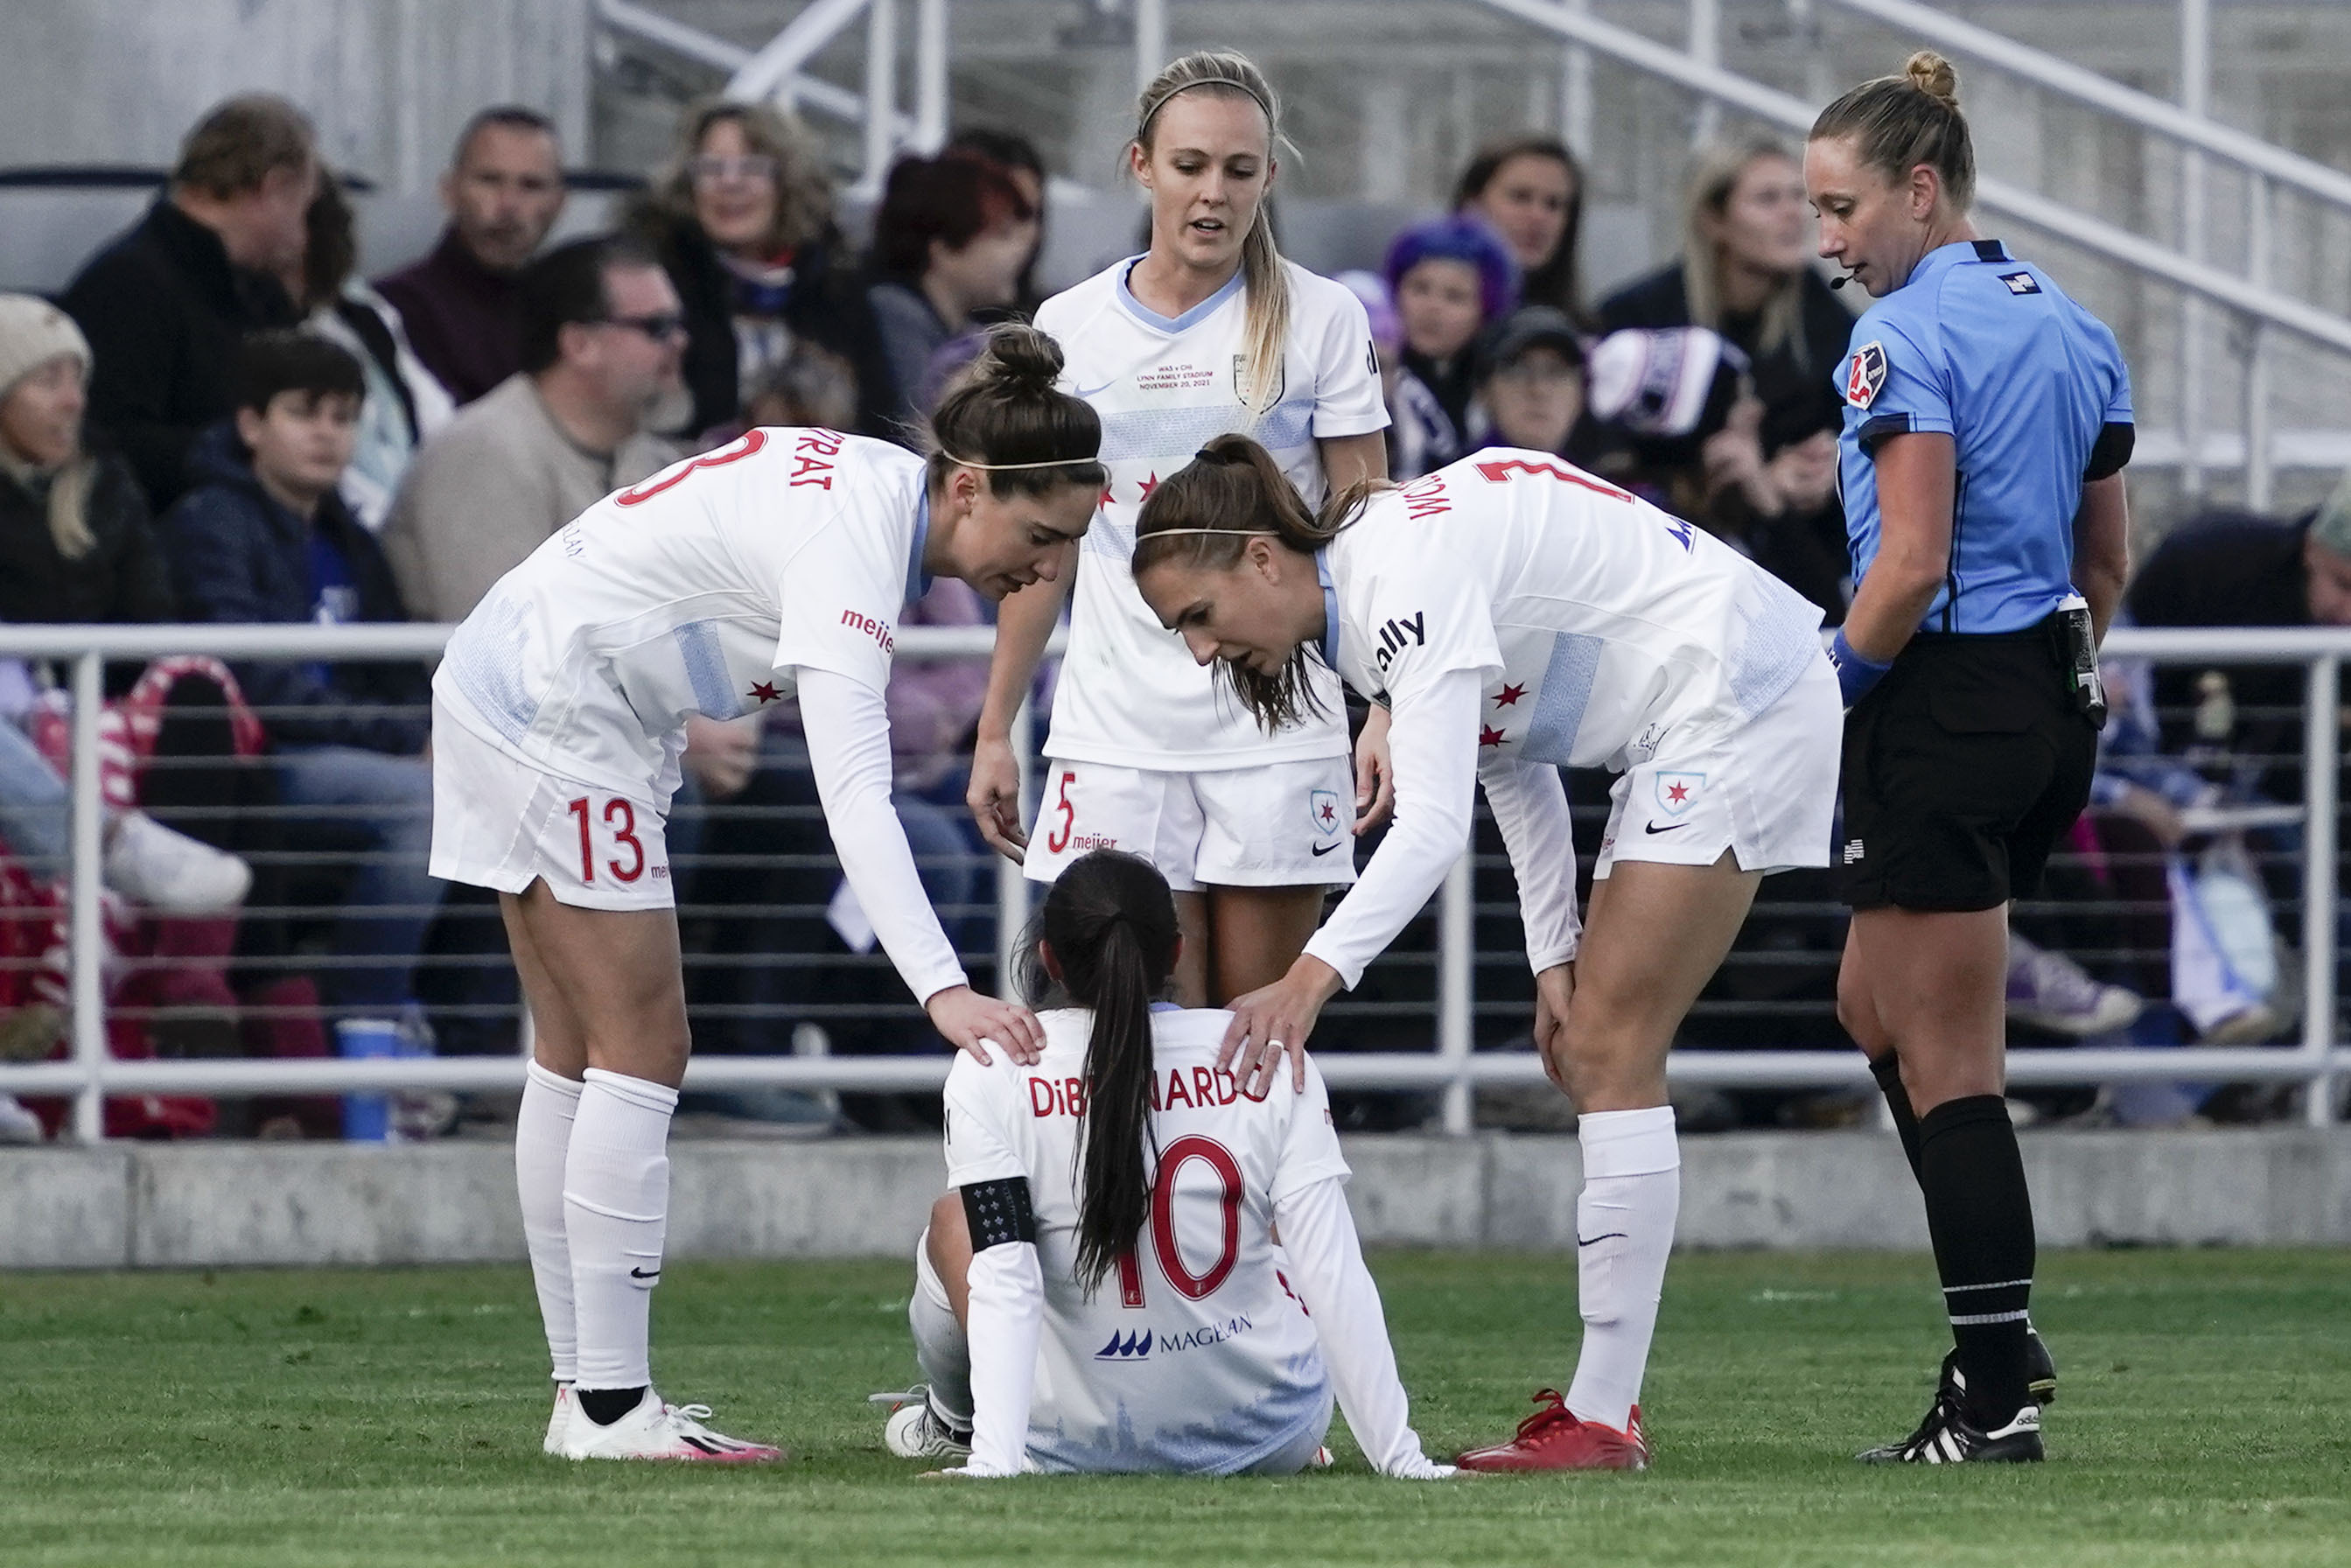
880, 849, 1452, 1479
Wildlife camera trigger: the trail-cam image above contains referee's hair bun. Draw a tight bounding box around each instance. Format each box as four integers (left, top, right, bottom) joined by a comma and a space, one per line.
1905, 50, 1960, 109
971, 324, 1066, 395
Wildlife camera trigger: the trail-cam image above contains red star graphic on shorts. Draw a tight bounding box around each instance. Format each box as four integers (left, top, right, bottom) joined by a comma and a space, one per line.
1666, 781, 1690, 804
1493, 682, 1526, 707
1480, 724, 1508, 747
1318, 800, 1338, 828
746, 681, 780, 705
1138, 472, 1159, 500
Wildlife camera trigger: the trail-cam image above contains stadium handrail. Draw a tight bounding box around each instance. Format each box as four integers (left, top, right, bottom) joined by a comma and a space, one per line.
0, 621, 2338, 1141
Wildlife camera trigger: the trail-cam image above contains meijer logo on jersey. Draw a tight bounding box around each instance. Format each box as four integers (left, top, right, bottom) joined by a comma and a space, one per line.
839, 610, 894, 654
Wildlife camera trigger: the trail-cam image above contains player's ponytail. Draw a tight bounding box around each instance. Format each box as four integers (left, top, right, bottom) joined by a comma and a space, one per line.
1133, 50, 1293, 417
1020, 850, 1181, 1297
925, 322, 1108, 499
1810, 49, 1975, 213
1131, 434, 1388, 732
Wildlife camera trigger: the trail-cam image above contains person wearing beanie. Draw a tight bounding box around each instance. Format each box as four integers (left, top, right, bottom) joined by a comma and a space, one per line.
1382, 215, 1520, 476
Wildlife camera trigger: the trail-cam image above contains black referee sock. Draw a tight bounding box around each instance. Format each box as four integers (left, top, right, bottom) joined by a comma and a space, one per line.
1868, 1053, 1923, 1183
1916, 1095, 2035, 1428
578, 1386, 648, 1426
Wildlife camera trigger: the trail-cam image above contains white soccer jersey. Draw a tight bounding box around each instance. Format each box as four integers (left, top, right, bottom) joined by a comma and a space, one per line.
944, 1007, 1357, 1474
1299, 450, 1828, 988
435, 428, 927, 801
1033, 257, 1389, 770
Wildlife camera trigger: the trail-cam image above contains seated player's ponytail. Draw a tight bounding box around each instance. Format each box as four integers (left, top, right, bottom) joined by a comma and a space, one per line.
1131, 433, 1393, 732
925, 323, 1109, 500
1019, 850, 1180, 1296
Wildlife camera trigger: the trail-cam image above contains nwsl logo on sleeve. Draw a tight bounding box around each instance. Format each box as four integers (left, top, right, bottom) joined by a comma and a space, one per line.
1844, 342, 1887, 410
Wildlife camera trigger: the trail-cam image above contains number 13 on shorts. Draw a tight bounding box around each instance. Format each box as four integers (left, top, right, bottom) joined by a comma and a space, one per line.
567, 795, 647, 886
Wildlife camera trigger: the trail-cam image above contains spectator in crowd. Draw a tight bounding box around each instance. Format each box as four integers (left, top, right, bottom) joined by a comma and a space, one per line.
947, 127, 1050, 318
0, 296, 248, 914
864, 150, 1041, 438
626, 98, 892, 440
161, 332, 437, 1038
374, 107, 567, 407
60, 94, 314, 511
284, 177, 456, 531
379, 236, 682, 624
1471, 305, 1589, 460
1333, 270, 1409, 471
1383, 216, 1519, 477
1453, 135, 1588, 327
1599, 136, 1852, 617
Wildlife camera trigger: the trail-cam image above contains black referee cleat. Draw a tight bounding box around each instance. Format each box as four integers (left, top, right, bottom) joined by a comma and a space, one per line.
1858, 1398, 2043, 1465
1932, 1327, 2058, 1410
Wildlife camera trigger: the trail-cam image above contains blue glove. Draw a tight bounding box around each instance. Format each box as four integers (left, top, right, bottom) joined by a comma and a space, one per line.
1829, 628, 1892, 709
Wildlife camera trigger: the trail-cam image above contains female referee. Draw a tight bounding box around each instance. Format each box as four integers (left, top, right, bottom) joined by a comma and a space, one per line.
1808, 52, 2132, 1464
1130, 435, 1842, 1470
964, 49, 1394, 1009
429, 326, 1103, 1462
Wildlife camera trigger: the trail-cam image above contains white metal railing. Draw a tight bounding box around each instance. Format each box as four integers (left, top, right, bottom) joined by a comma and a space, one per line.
0, 621, 2341, 1141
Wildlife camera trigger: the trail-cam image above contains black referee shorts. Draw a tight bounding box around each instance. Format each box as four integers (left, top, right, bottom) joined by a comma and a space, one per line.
1839, 620, 2097, 913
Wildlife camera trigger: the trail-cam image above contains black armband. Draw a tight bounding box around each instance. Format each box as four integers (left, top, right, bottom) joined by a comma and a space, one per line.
961, 1178, 1037, 1251
2084, 422, 2135, 482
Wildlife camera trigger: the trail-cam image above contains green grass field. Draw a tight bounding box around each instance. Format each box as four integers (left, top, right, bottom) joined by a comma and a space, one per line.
3, 1249, 2347, 1567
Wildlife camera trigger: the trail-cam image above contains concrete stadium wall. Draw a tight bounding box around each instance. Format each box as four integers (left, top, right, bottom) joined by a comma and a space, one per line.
4, 1130, 2348, 1270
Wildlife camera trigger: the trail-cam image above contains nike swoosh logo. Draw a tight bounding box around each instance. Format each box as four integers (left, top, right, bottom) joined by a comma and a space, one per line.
1643, 822, 1689, 835
1071, 380, 1119, 399
1311, 841, 1343, 856
629, 1267, 661, 1281
1577, 1232, 1627, 1248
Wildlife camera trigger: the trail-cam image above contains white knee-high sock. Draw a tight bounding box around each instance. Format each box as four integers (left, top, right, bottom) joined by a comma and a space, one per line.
909, 1228, 973, 1428
1564, 1106, 1681, 1433
564, 1068, 678, 1391
515, 1060, 584, 1383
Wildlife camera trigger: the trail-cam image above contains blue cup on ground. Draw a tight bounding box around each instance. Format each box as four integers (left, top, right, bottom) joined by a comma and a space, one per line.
335, 1018, 404, 1141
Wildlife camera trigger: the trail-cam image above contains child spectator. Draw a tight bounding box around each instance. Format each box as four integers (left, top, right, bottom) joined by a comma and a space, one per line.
59, 94, 315, 511
626, 99, 892, 439
160, 332, 439, 1043
864, 150, 1040, 439
374, 107, 569, 407
1471, 306, 1589, 460
1382, 216, 1518, 476
1453, 136, 1588, 327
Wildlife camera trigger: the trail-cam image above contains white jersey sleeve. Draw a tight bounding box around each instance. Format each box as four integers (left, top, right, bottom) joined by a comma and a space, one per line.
941, 1054, 1046, 1478
1302, 668, 1481, 990
1305, 281, 1390, 441
772, 456, 921, 696
942, 1050, 1029, 1186
799, 668, 968, 1005
1478, 754, 1582, 971
1268, 1053, 1353, 1202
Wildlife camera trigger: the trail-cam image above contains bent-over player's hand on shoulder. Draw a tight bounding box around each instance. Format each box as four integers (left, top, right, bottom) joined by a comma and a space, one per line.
1218, 957, 1343, 1098
966, 735, 1029, 863
926, 985, 1045, 1067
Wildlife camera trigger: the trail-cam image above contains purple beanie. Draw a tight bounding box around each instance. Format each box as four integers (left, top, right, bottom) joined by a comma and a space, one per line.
1382, 215, 1521, 322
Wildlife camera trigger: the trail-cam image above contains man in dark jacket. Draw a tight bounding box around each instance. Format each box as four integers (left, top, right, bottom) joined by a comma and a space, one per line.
163, 332, 439, 1026
60, 94, 316, 512
374, 106, 569, 407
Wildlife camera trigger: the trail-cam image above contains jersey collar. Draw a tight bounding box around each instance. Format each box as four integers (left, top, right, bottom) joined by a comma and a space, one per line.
1904, 237, 2011, 290
1315, 547, 1341, 670
906, 485, 934, 604
1116, 255, 1246, 334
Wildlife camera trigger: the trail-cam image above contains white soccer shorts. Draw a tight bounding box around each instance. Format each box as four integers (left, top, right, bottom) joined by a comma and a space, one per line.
1020, 755, 1361, 892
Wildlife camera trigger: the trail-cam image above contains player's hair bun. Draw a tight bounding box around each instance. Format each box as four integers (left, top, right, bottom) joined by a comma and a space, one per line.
1905, 50, 1960, 108
969, 323, 1065, 396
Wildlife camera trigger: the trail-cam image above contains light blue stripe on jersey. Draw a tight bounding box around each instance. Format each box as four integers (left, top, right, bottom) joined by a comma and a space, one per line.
673, 620, 745, 719
1726, 576, 1828, 720
1026, 1350, 1331, 1476
1114, 257, 1246, 334
1519, 632, 1604, 764
1094, 396, 1319, 467
440, 592, 541, 743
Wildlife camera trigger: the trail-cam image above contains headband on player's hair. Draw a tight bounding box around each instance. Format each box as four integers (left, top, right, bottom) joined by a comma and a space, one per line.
939, 452, 1097, 472
1141, 528, 1276, 540
1139, 77, 1275, 135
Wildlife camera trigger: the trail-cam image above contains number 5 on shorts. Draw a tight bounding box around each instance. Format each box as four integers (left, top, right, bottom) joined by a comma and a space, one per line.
1046, 770, 1077, 855
567, 796, 647, 885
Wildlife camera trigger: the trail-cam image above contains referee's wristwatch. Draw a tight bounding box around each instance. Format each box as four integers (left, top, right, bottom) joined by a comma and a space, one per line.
1828, 629, 1891, 709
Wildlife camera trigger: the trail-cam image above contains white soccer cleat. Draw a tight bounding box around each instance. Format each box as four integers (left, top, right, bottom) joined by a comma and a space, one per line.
542, 1384, 574, 1456
103, 812, 252, 914
879, 1387, 973, 1461
560, 1390, 784, 1463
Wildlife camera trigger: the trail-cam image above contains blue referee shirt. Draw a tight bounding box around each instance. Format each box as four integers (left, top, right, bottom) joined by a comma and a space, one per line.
1837, 239, 2133, 635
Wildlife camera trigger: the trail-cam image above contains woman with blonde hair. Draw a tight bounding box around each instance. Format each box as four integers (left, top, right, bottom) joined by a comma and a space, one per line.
626, 97, 892, 438
965, 49, 1393, 1011
1599, 135, 1853, 614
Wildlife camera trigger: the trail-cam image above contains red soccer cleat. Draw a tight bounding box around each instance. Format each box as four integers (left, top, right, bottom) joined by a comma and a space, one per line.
1455, 1389, 1650, 1472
